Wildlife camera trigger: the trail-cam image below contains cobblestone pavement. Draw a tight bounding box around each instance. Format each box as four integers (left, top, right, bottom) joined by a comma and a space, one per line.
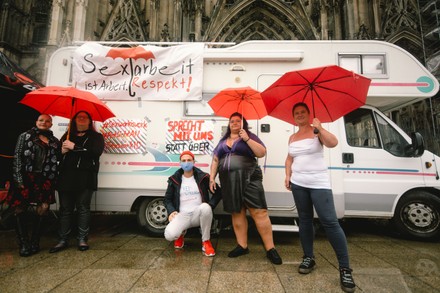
0, 213, 439, 293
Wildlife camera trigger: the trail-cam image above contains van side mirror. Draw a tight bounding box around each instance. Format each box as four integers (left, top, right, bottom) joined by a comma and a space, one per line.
405, 132, 424, 157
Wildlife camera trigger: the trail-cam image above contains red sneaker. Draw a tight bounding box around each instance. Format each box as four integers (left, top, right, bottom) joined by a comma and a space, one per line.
174, 234, 184, 249
202, 240, 215, 256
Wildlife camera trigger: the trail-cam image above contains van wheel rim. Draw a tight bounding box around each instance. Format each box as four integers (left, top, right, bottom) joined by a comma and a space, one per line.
146, 200, 167, 229
403, 202, 436, 230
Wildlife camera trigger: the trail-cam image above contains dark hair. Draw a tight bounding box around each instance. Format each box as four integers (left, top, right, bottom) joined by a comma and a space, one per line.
220, 112, 251, 141
292, 102, 310, 116
62, 111, 96, 140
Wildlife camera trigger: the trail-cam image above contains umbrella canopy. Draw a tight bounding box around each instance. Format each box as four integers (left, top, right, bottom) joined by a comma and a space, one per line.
208, 86, 267, 120
261, 65, 371, 124
20, 86, 116, 122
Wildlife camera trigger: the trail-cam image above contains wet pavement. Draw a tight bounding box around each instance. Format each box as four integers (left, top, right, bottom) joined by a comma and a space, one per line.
0, 213, 439, 293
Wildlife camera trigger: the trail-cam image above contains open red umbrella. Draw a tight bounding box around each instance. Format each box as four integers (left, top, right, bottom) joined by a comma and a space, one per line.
20, 86, 115, 122
208, 86, 267, 120
261, 65, 371, 125
20, 86, 116, 138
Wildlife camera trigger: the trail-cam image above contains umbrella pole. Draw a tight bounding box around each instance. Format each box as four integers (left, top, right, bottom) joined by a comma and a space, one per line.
67, 98, 75, 140
241, 101, 244, 129
241, 95, 245, 129
311, 93, 319, 134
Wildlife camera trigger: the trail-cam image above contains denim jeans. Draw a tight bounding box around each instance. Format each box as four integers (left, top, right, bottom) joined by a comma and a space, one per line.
58, 189, 93, 242
291, 183, 350, 268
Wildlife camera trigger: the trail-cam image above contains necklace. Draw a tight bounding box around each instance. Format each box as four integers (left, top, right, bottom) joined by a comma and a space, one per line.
77, 130, 88, 134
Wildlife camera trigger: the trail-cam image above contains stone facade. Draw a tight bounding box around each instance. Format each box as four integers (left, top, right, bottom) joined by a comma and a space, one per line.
1, 0, 439, 153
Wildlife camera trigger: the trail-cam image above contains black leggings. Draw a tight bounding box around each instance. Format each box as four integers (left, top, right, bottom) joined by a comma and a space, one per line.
58, 189, 93, 242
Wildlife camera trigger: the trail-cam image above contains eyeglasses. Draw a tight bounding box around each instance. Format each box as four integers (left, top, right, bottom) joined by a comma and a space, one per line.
76, 115, 89, 119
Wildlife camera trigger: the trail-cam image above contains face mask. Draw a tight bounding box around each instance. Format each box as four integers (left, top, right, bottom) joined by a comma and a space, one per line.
180, 161, 194, 172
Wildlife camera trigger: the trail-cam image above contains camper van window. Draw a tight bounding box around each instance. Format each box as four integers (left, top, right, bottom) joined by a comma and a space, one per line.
338, 54, 386, 78
375, 113, 410, 157
185, 93, 215, 116
344, 108, 380, 148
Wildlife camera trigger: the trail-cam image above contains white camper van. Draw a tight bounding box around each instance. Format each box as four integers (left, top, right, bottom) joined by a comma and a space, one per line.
45, 40, 440, 240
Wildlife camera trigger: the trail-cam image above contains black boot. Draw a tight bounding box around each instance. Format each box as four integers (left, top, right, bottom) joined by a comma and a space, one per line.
15, 213, 31, 257
30, 215, 43, 254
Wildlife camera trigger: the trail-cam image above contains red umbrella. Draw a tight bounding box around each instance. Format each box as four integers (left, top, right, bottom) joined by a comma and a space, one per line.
20, 86, 115, 122
261, 65, 371, 125
20, 86, 116, 138
208, 86, 267, 120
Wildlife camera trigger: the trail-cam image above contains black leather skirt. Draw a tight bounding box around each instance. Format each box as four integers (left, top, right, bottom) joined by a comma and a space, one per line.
218, 154, 267, 213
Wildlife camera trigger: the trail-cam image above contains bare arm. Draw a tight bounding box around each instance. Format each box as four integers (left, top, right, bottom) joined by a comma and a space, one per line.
209, 155, 219, 193
239, 130, 266, 158
313, 118, 338, 148
285, 154, 293, 191
284, 134, 294, 191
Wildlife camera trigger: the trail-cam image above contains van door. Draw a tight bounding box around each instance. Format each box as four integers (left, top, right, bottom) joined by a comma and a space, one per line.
257, 116, 297, 217
340, 107, 425, 217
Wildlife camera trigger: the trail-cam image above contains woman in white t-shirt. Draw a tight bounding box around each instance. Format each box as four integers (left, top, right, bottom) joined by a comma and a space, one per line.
164, 151, 222, 257
284, 102, 356, 293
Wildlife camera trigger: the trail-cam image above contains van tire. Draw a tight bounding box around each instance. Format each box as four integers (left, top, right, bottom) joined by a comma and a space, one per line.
392, 191, 440, 241
136, 197, 168, 237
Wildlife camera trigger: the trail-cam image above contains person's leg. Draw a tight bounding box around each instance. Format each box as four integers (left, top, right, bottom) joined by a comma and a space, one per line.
291, 183, 315, 258
227, 207, 250, 257
311, 189, 350, 269
231, 207, 248, 248
248, 207, 282, 264
76, 189, 93, 249
14, 206, 31, 257
30, 203, 49, 254
50, 191, 74, 252
191, 203, 215, 256
57, 191, 75, 243
164, 212, 191, 241
248, 207, 274, 250
190, 203, 212, 242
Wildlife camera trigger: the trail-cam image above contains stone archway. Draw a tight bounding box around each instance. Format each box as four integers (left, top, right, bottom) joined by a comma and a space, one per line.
203, 0, 318, 42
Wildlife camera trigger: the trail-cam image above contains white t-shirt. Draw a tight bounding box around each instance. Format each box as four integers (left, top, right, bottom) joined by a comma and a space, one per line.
288, 136, 331, 189
179, 175, 202, 214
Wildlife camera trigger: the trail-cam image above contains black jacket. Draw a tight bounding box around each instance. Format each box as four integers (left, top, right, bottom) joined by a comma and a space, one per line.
57, 130, 104, 191
164, 167, 222, 214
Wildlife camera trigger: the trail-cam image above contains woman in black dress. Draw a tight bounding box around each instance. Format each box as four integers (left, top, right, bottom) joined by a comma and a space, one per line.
209, 112, 282, 264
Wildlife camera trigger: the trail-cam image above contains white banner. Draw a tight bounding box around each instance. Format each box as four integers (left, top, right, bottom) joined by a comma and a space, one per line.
72, 43, 204, 101
100, 118, 148, 154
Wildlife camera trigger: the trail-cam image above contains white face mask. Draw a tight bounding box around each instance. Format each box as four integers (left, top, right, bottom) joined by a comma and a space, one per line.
180, 161, 194, 171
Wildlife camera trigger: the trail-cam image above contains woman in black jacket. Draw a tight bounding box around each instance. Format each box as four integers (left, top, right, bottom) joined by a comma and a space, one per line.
50, 111, 104, 253
6, 114, 61, 256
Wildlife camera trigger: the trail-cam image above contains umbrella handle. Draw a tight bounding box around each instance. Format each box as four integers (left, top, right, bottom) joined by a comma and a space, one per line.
313, 128, 319, 134
67, 120, 71, 140
67, 98, 75, 140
